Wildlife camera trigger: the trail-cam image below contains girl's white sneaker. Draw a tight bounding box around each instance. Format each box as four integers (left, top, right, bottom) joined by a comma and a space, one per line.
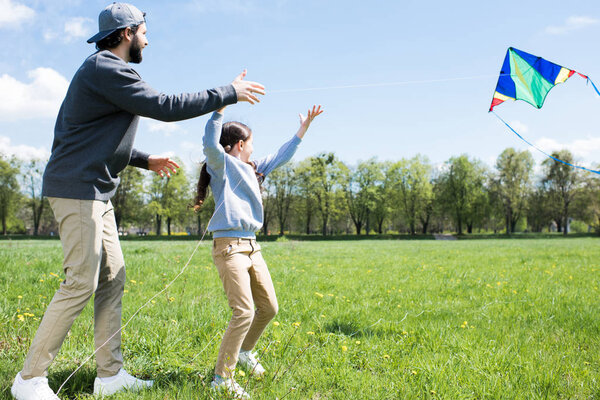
237, 351, 266, 376
211, 377, 250, 399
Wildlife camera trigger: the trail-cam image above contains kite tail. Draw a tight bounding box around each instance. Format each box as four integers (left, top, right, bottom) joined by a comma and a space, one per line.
491, 111, 600, 175
584, 76, 600, 97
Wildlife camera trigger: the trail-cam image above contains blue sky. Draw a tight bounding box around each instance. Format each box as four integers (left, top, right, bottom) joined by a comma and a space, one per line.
1, 0, 599, 173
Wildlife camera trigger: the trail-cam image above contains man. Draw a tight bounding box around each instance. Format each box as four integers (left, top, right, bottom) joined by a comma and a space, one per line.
11, 3, 264, 399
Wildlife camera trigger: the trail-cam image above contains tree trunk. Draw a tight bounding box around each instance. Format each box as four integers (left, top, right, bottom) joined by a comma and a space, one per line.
156, 214, 162, 235
2, 213, 6, 235
33, 201, 44, 236
321, 216, 328, 236
197, 214, 202, 235
167, 217, 172, 236
354, 221, 362, 235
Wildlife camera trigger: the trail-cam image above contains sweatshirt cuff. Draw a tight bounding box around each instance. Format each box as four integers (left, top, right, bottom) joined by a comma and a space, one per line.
129, 148, 150, 169
219, 84, 238, 105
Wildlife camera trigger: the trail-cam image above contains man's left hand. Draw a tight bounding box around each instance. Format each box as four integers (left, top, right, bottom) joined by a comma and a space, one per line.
148, 155, 179, 178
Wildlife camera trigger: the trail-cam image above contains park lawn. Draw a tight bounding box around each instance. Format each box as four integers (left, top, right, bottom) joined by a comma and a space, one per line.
0, 238, 599, 399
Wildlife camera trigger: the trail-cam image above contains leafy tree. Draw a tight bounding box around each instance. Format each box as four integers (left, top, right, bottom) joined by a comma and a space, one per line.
295, 160, 318, 234
343, 158, 383, 235
113, 166, 145, 231
308, 153, 345, 236
389, 155, 433, 235
20, 159, 47, 235
371, 161, 393, 234
574, 168, 600, 234
492, 148, 534, 234
541, 150, 582, 235
147, 160, 189, 235
438, 155, 487, 235
0, 155, 21, 235
266, 164, 295, 235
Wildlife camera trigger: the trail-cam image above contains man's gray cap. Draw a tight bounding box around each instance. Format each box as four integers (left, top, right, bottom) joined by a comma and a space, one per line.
87, 2, 145, 44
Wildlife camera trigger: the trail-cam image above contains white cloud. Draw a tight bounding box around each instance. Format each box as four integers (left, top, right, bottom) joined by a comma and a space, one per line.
144, 119, 185, 137
0, 68, 69, 121
535, 136, 600, 160
64, 17, 93, 41
509, 120, 529, 134
190, 0, 257, 14
0, 136, 50, 161
545, 16, 598, 35
0, 0, 35, 29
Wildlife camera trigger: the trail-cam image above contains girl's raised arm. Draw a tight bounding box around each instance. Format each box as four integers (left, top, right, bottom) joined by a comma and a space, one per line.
296, 105, 323, 139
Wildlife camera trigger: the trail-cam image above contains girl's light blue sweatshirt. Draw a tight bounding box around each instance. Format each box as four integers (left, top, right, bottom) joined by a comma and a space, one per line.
203, 112, 301, 238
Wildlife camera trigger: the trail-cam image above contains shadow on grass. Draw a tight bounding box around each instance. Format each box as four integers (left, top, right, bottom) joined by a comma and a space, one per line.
324, 320, 375, 338
45, 366, 215, 399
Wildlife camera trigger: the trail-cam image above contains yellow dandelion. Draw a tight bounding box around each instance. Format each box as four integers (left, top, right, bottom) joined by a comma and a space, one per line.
123, 289, 129, 293
397, 305, 401, 308
39, 279, 44, 282
17, 315, 24, 322
25, 313, 35, 317
367, 269, 372, 273
411, 370, 417, 375
512, 290, 517, 294
307, 331, 315, 335
320, 315, 326, 318
315, 292, 324, 298
383, 354, 390, 359
292, 322, 300, 327
237, 370, 245, 377
430, 390, 436, 395
130, 280, 137, 284
341, 346, 348, 352
50, 272, 58, 277
151, 300, 156, 304
355, 340, 361, 345
584, 361, 590, 365
402, 331, 408, 335
17, 295, 22, 299
168, 297, 175, 302
328, 293, 334, 297
273, 321, 280, 326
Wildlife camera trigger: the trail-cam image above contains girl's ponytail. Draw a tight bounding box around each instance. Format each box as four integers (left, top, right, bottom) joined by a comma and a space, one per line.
193, 163, 211, 212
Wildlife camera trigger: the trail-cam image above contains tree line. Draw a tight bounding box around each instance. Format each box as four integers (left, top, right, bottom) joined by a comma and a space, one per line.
1, 148, 599, 237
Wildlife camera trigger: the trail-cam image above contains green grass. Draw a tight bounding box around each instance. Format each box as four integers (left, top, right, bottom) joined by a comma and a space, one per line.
1, 239, 599, 399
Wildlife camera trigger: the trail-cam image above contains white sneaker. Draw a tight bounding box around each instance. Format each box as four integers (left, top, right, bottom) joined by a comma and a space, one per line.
237, 351, 266, 377
211, 377, 250, 399
11, 372, 60, 400
93, 368, 153, 396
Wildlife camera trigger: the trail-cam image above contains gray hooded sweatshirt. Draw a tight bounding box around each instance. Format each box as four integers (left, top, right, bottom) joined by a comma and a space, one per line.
42, 50, 237, 200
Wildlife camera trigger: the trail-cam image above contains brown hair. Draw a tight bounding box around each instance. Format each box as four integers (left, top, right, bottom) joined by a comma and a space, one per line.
193, 121, 264, 212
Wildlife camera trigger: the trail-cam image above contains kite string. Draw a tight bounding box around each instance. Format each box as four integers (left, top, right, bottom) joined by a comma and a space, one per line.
491, 110, 600, 175
269, 73, 509, 93
56, 173, 245, 395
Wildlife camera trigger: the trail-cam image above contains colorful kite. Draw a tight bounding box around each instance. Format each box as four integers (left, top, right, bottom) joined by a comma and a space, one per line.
489, 47, 600, 174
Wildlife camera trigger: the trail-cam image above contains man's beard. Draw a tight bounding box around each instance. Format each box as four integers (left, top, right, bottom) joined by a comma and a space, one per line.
129, 37, 143, 64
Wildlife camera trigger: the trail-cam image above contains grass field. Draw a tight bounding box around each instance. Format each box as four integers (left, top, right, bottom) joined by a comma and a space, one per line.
1, 238, 599, 399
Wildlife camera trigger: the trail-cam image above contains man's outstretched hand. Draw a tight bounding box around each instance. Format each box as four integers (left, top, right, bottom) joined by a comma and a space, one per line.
231, 70, 265, 104
148, 155, 179, 178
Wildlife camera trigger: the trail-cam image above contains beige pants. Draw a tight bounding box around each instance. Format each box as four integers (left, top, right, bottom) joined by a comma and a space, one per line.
21, 198, 125, 379
212, 237, 278, 378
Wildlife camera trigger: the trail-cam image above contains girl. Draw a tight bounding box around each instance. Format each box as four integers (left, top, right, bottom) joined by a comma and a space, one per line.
195, 105, 323, 398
